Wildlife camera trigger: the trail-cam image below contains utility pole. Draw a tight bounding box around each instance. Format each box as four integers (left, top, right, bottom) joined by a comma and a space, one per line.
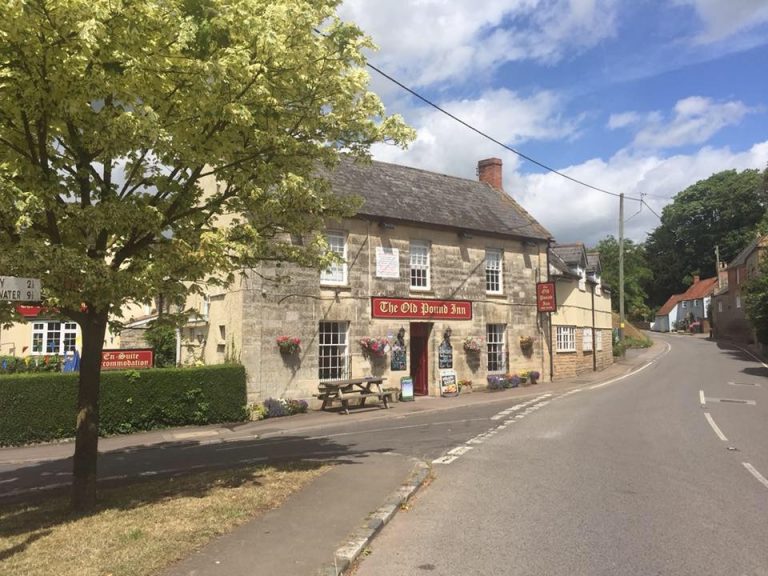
619, 193, 625, 343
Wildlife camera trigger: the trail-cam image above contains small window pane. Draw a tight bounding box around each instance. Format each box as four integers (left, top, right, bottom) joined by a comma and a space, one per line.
321, 232, 347, 285
485, 249, 502, 294
486, 324, 506, 372
319, 321, 349, 380
410, 241, 430, 290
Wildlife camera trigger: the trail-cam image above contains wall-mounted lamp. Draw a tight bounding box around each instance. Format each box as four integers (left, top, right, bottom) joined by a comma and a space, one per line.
458, 231, 473, 240
443, 326, 452, 340
378, 221, 396, 230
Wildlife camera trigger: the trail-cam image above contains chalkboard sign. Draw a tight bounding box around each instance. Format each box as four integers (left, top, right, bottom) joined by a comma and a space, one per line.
438, 340, 453, 369
439, 369, 458, 397
400, 377, 414, 402
390, 344, 406, 371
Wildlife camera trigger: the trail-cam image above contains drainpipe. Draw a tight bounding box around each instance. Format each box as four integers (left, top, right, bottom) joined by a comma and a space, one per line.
591, 281, 597, 372
546, 240, 554, 383
175, 327, 182, 366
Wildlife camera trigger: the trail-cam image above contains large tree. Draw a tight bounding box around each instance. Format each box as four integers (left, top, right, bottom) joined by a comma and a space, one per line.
0, 0, 412, 510
593, 236, 652, 320
645, 169, 766, 307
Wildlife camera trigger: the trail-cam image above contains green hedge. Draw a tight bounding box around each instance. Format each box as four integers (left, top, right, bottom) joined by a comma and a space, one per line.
0, 364, 247, 446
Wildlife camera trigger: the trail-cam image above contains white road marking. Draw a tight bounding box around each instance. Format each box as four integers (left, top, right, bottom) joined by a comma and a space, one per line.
728, 381, 761, 387
447, 446, 473, 456
432, 455, 459, 465
742, 463, 768, 489
699, 390, 706, 407
589, 342, 670, 390
704, 413, 728, 441
707, 398, 756, 406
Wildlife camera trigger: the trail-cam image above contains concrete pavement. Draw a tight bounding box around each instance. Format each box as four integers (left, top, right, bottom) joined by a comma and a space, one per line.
1, 341, 668, 576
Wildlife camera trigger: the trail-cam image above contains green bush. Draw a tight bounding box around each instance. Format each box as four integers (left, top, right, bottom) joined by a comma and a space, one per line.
0, 364, 247, 446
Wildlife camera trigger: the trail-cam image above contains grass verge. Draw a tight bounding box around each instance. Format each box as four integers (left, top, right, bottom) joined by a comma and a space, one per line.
0, 462, 330, 576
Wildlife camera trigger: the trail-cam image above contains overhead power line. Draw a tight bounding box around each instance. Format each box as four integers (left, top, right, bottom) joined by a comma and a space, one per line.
365, 61, 645, 202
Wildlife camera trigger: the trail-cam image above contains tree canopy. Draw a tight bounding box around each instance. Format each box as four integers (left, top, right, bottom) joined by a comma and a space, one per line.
644, 169, 766, 307
593, 236, 652, 320
744, 256, 768, 345
0, 0, 412, 509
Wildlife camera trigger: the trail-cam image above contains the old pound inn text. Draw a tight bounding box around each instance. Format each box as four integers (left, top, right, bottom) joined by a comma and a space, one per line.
371, 297, 473, 320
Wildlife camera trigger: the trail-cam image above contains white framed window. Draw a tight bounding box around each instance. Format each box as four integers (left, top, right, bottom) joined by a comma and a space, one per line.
596, 330, 603, 351
583, 327, 593, 352
486, 324, 506, 372
485, 249, 503, 294
736, 295, 741, 309
320, 231, 347, 285
556, 326, 577, 352
31, 321, 78, 355
681, 301, 687, 308
410, 240, 430, 290
318, 321, 349, 381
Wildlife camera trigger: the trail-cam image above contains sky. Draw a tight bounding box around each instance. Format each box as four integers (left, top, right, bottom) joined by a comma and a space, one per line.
338, 0, 768, 247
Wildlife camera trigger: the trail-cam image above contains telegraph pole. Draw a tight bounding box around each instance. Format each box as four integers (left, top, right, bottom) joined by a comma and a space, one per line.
618, 193, 625, 343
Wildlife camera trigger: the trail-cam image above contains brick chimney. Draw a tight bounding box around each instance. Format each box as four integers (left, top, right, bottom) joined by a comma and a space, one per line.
692, 274, 700, 284
478, 158, 503, 191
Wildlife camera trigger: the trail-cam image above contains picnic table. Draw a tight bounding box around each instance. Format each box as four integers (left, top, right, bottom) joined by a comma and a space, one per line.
317, 376, 392, 414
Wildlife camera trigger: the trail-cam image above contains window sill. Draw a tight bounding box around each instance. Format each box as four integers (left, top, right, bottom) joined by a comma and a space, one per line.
485, 292, 506, 299
320, 284, 351, 291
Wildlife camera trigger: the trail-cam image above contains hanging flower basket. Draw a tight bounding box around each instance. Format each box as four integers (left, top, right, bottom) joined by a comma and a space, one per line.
360, 336, 389, 357
276, 336, 301, 355
463, 336, 483, 353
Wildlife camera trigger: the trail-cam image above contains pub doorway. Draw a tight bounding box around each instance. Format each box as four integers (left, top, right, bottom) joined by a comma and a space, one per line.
410, 322, 432, 395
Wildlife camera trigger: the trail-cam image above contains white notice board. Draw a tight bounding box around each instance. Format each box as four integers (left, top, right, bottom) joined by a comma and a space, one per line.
375, 247, 400, 278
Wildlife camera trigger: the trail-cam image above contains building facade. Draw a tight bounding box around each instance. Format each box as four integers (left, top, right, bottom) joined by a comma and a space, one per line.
712, 235, 767, 343
191, 157, 554, 402
548, 245, 613, 379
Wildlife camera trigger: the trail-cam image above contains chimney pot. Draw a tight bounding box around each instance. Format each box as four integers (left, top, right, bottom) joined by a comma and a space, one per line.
478, 158, 503, 191
693, 275, 700, 284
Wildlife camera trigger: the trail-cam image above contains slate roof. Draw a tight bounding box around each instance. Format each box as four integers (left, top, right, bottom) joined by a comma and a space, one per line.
728, 234, 768, 268
325, 157, 552, 241
552, 243, 587, 267
586, 252, 601, 274
549, 249, 579, 278
656, 294, 682, 317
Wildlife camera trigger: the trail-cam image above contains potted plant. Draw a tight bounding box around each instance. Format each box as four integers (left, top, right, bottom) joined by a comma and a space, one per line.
505, 374, 521, 388
487, 374, 504, 390
529, 370, 540, 384
276, 336, 301, 355
463, 336, 483, 353
519, 370, 529, 385
360, 336, 389, 357
458, 378, 473, 393
519, 335, 534, 356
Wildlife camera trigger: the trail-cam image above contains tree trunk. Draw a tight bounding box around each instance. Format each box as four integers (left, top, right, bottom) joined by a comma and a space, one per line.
71, 311, 109, 512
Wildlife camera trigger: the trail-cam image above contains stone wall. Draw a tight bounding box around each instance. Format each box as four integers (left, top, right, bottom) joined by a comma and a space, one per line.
230, 218, 551, 402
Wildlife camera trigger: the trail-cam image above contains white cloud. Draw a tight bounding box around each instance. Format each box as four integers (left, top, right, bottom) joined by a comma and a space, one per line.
339, 0, 619, 87
610, 97, 753, 150
516, 141, 768, 246
675, 0, 768, 43
369, 88, 579, 178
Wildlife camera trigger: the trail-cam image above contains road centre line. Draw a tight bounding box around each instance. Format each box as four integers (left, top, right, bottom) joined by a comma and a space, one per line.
704, 413, 728, 441
742, 463, 768, 489
699, 390, 706, 407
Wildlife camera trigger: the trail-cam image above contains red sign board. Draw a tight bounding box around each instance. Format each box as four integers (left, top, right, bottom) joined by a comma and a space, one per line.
101, 349, 154, 371
536, 282, 557, 313
371, 297, 472, 320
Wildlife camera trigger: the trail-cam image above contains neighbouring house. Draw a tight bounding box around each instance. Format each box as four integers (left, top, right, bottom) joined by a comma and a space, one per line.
712, 234, 768, 343
652, 275, 718, 333
548, 243, 613, 379
652, 294, 683, 333
181, 156, 556, 402
0, 305, 120, 359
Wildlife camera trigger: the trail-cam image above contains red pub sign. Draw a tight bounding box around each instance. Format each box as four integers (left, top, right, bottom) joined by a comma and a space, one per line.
101, 349, 154, 371
371, 297, 473, 320
536, 282, 557, 313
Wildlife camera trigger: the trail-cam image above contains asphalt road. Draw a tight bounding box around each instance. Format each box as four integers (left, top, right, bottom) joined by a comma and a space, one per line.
0, 384, 552, 501
354, 335, 768, 576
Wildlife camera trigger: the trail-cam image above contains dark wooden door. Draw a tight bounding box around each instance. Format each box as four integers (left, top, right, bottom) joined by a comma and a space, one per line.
410, 323, 431, 395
